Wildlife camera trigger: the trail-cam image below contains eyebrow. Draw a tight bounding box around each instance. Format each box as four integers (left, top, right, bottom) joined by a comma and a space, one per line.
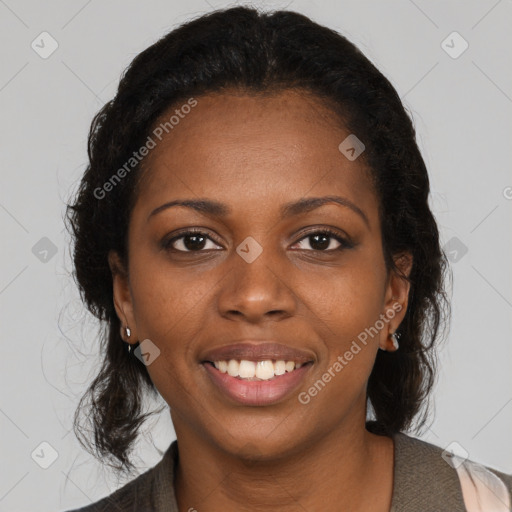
148, 195, 370, 228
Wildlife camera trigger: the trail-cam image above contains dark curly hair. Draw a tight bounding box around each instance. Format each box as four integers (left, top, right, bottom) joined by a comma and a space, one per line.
65, 5, 451, 476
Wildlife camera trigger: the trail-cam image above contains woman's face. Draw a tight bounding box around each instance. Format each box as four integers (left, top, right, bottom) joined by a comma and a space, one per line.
110, 89, 411, 459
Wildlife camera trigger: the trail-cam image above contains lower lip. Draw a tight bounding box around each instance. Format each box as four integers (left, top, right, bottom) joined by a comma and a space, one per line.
202, 362, 312, 406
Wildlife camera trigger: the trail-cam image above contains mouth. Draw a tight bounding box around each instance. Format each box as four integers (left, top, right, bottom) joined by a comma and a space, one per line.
204, 359, 311, 380
201, 357, 314, 406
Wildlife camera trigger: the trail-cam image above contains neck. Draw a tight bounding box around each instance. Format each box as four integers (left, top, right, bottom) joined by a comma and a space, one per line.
172, 414, 394, 512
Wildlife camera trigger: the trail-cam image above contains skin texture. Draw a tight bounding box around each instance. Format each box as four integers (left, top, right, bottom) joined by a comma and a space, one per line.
109, 89, 413, 512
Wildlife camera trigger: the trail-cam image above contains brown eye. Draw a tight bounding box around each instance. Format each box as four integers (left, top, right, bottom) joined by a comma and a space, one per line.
292, 229, 353, 252
162, 230, 223, 252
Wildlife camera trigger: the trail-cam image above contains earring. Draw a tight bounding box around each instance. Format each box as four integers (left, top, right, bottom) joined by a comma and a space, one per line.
379, 331, 400, 351
121, 325, 133, 354
390, 331, 400, 350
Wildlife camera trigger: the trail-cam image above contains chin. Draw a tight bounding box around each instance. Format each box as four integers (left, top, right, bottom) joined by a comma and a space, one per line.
210, 420, 308, 463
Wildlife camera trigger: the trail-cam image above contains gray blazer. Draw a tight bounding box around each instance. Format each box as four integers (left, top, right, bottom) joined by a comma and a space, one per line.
65, 432, 512, 511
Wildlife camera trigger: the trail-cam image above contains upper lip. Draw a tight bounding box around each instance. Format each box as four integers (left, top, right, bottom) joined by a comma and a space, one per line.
201, 341, 315, 364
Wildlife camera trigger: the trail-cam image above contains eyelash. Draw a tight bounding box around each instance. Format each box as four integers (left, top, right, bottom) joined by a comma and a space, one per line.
162, 227, 353, 253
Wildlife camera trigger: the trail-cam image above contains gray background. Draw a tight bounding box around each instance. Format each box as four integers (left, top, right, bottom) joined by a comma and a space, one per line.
1, 0, 511, 510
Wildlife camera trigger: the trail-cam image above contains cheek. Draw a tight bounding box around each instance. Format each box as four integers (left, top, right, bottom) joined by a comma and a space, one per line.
128, 255, 216, 385
296, 256, 386, 391
130, 246, 210, 332
128, 266, 215, 411
301, 257, 385, 338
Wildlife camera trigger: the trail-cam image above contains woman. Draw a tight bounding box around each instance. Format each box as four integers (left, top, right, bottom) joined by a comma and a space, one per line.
65, 6, 512, 512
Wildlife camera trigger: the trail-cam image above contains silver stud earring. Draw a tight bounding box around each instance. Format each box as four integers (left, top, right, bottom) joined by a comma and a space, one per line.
390, 332, 400, 350
125, 326, 131, 338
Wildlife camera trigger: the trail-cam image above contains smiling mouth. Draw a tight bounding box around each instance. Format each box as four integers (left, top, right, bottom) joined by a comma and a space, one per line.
203, 359, 313, 381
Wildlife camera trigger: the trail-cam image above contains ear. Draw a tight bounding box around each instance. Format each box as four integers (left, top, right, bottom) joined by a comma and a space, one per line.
108, 250, 137, 344
379, 251, 413, 351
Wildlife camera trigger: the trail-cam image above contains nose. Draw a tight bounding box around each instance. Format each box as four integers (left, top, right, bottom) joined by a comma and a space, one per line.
217, 249, 297, 323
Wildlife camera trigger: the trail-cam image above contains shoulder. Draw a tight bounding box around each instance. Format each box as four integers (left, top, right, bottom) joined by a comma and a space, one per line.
63, 441, 179, 512
64, 469, 151, 512
391, 431, 512, 512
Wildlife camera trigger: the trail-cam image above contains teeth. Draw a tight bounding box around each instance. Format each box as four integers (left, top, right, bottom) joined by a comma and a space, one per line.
255, 360, 274, 380
274, 360, 286, 375
227, 359, 239, 377
239, 360, 256, 378
213, 359, 306, 380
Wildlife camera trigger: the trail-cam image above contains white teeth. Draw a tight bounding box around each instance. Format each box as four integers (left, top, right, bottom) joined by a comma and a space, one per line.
274, 360, 286, 375
285, 361, 295, 372
255, 360, 274, 380
227, 359, 239, 377
239, 360, 256, 378
212, 359, 306, 380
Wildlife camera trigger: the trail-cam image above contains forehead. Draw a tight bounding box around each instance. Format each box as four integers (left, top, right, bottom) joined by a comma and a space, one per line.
134, 89, 377, 225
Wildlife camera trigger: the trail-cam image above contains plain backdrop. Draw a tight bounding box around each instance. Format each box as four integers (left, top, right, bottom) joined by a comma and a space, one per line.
0, 0, 511, 510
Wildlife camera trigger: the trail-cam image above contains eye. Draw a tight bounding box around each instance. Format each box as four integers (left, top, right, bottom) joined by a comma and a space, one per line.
162, 228, 353, 253
291, 228, 353, 252
162, 229, 223, 252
